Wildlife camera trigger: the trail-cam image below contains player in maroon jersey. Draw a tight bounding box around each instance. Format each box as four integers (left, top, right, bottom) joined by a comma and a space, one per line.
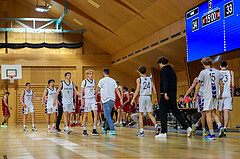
122, 86, 130, 126
1, 92, 12, 128
114, 81, 123, 127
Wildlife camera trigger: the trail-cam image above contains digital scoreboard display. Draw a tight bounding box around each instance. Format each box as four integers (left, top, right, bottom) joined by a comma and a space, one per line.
186, 0, 240, 62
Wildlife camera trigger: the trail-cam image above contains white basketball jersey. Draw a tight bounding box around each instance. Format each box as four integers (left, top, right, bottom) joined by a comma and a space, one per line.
220, 70, 232, 97
24, 90, 33, 105
198, 68, 221, 99
81, 79, 95, 99
139, 77, 152, 96
61, 80, 74, 104
47, 87, 57, 108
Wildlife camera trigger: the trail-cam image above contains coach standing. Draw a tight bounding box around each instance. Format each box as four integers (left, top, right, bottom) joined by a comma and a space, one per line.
95, 68, 123, 135
156, 57, 193, 138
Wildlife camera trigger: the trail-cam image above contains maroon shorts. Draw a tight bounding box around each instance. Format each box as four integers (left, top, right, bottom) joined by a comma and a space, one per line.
2, 107, 10, 116
123, 104, 130, 113
115, 100, 122, 110
131, 105, 136, 113
72, 104, 80, 114
97, 103, 104, 113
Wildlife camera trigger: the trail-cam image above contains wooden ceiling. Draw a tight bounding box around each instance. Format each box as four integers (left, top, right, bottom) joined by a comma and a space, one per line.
19, 0, 206, 54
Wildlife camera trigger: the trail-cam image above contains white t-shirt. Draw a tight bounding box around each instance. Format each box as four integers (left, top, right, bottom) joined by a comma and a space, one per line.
98, 77, 117, 103
220, 70, 232, 97
81, 79, 95, 99
198, 68, 222, 99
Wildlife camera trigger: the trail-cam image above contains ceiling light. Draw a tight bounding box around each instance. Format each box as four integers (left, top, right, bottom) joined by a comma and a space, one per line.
35, 5, 49, 12
73, 18, 83, 26
88, 0, 100, 8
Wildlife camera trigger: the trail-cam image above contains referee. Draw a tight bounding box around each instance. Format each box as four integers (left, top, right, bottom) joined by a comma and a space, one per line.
157, 57, 193, 138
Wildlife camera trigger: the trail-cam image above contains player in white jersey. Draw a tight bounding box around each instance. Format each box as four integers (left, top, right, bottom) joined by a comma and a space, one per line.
20, 83, 41, 132
41, 79, 58, 133
53, 72, 81, 134
131, 66, 160, 137
218, 61, 234, 136
80, 69, 99, 136
194, 57, 224, 140
184, 68, 208, 136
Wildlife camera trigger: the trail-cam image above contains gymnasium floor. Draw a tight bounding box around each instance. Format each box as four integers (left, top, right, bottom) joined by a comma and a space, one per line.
1, 125, 240, 159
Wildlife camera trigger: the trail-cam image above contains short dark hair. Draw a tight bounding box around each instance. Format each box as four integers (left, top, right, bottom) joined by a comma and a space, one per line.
48, 79, 55, 84
131, 88, 135, 92
103, 68, 109, 75
116, 81, 119, 85
26, 82, 30, 86
5, 91, 10, 95
220, 61, 228, 68
123, 86, 128, 91
138, 66, 146, 74
179, 95, 184, 98
157, 57, 168, 64
65, 72, 71, 77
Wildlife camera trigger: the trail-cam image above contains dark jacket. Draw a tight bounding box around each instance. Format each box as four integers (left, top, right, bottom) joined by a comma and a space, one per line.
160, 65, 177, 97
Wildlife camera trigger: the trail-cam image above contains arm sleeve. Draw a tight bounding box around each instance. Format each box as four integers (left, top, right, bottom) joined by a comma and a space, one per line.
160, 69, 169, 93
98, 79, 103, 88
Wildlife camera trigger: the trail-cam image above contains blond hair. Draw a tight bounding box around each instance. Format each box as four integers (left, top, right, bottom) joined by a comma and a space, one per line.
201, 57, 213, 65
86, 69, 94, 74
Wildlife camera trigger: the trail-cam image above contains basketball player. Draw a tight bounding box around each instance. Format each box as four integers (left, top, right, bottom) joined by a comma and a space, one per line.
53, 72, 80, 134
41, 79, 58, 133
218, 61, 234, 136
114, 81, 123, 127
1, 92, 12, 128
184, 68, 207, 136
122, 86, 130, 126
131, 66, 160, 137
193, 57, 224, 140
80, 69, 99, 136
20, 83, 41, 132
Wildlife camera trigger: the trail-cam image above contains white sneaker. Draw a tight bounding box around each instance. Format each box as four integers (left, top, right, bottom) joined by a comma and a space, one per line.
48, 128, 52, 133
97, 123, 101, 126
32, 127, 38, 131
23, 127, 29, 132
155, 133, 167, 138
187, 127, 193, 138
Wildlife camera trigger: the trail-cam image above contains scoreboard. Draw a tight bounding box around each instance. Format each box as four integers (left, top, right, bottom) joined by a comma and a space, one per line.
186, 0, 240, 62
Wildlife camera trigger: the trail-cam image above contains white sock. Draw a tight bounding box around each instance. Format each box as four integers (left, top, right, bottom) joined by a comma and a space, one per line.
77, 120, 80, 124
116, 121, 119, 123
203, 128, 206, 133
52, 123, 55, 127
140, 128, 144, 132
120, 121, 122, 124
195, 123, 199, 127
24, 125, 26, 128
83, 127, 86, 130
65, 126, 69, 130
217, 122, 222, 129
209, 129, 214, 135
93, 126, 96, 129
155, 124, 158, 128
32, 124, 35, 127
70, 121, 73, 124
48, 125, 50, 129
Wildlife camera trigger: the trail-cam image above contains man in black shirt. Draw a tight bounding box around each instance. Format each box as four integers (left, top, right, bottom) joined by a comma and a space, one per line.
156, 57, 193, 138
56, 90, 63, 132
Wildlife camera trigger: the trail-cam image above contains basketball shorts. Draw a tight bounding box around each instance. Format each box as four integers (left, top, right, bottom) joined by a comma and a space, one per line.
115, 100, 122, 110
202, 98, 218, 111
62, 103, 75, 113
139, 96, 152, 113
218, 97, 232, 111
72, 103, 80, 114
123, 104, 130, 113
131, 104, 136, 113
22, 104, 35, 114
84, 98, 97, 112
2, 107, 10, 116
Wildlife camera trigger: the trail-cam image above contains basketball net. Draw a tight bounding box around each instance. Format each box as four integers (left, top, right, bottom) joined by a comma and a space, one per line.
8, 75, 15, 84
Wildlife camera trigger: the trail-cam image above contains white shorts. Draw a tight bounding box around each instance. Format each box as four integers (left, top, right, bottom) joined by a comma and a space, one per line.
218, 97, 232, 111
139, 96, 152, 113
22, 104, 35, 114
84, 98, 97, 112
45, 106, 57, 114
203, 98, 218, 111
63, 103, 75, 113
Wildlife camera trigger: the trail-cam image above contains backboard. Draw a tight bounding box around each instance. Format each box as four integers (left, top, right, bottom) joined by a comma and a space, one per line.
1, 65, 22, 83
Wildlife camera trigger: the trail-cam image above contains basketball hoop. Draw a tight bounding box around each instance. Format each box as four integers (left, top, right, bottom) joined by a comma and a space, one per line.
8, 75, 16, 84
